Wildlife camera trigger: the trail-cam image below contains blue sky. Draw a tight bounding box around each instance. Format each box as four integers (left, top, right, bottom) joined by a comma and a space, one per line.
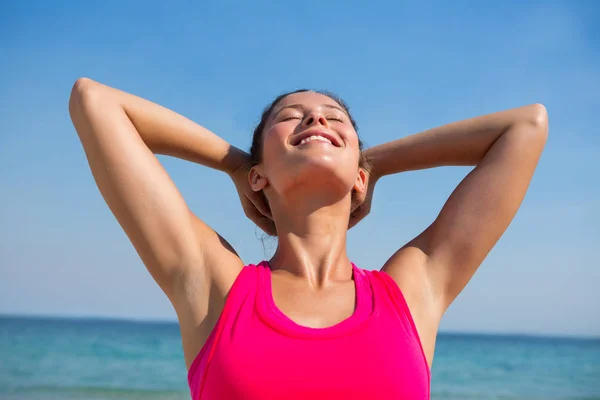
1, 1, 598, 337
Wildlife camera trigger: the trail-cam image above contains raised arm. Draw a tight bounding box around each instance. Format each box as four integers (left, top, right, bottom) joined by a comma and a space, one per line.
365, 104, 547, 361
69, 78, 247, 365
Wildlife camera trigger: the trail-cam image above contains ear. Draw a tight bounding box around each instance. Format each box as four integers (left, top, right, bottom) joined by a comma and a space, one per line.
353, 168, 367, 194
249, 165, 268, 192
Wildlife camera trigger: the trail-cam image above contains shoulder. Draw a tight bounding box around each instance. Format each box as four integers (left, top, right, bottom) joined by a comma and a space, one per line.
176, 261, 265, 369
209, 261, 266, 301
378, 249, 442, 367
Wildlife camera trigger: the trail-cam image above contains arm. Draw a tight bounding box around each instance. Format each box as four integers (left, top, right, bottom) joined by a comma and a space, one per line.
368, 103, 548, 310
69, 78, 246, 365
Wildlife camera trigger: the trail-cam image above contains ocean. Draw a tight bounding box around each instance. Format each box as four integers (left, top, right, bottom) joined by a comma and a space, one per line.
1, 316, 598, 400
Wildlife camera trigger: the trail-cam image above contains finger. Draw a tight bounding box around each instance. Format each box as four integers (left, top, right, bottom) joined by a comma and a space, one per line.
351, 191, 366, 213
259, 219, 277, 236
246, 191, 271, 218
254, 213, 276, 236
348, 214, 361, 229
245, 203, 275, 234
248, 192, 272, 218
348, 207, 364, 229
350, 200, 372, 229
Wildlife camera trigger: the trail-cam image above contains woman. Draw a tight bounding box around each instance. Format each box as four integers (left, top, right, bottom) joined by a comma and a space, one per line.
69, 79, 547, 399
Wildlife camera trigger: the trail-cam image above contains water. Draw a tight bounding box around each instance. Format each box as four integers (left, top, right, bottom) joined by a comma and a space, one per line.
1, 316, 598, 399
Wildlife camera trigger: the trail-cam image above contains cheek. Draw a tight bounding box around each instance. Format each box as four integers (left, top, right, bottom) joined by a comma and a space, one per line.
344, 134, 362, 165
261, 128, 289, 170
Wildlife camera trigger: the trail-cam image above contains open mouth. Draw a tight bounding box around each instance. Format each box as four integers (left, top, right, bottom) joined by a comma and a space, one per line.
291, 130, 341, 147
299, 135, 333, 145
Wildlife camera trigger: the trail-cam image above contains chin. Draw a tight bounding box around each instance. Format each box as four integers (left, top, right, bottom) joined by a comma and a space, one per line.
278, 158, 356, 197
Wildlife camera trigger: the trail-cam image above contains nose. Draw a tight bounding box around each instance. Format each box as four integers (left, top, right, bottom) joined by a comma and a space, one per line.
302, 110, 329, 129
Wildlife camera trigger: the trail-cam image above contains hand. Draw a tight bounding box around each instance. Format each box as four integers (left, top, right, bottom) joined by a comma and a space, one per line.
349, 168, 379, 229
230, 158, 276, 236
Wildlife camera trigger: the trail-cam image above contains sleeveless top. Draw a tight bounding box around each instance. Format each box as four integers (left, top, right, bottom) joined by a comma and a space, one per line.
188, 262, 430, 399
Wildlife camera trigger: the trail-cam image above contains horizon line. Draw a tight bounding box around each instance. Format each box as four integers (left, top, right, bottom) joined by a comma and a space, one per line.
1, 312, 598, 341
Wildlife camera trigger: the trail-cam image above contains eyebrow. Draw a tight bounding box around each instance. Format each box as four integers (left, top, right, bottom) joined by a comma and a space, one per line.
271, 103, 348, 120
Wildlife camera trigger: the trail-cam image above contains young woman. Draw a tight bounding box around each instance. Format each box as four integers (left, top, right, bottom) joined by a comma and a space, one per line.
69, 78, 547, 399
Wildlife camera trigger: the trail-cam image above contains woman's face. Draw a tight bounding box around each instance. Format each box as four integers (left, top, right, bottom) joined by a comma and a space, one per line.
250, 91, 364, 206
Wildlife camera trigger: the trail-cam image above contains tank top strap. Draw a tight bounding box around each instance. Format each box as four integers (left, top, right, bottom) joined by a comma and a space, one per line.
366, 269, 430, 372
187, 264, 260, 397
366, 269, 416, 321
351, 263, 375, 317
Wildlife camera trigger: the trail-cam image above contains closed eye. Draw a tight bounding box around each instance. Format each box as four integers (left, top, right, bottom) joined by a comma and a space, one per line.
281, 115, 343, 123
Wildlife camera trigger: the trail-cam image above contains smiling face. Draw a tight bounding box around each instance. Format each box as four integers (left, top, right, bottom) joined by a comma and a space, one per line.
249, 91, 366, 214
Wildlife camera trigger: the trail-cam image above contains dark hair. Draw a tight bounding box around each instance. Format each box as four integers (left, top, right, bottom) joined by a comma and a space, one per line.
250, 89, 368, 169
250, 89, 370, 236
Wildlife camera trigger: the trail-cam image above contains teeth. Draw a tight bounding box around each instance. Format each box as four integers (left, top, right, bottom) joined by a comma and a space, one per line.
299, 135, 332, 145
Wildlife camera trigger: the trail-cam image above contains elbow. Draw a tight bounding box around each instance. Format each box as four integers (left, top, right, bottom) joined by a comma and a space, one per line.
509, 103, 548, 149
526, 103, 549, 141
69, 78, 96, 105
71, 77, 96, 94
68, 78, 103, 121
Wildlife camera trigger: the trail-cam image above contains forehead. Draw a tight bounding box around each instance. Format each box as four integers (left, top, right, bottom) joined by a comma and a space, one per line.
276, 91, 342, 110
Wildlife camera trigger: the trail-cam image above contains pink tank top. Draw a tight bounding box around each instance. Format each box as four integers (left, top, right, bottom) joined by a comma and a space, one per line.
188, 262, 430, 399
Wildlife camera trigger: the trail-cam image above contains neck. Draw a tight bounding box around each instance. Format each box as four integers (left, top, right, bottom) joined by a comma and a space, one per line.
269, 194, 353, 288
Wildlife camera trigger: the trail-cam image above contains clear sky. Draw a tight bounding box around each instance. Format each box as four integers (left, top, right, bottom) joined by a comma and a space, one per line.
1, 1, 598, 337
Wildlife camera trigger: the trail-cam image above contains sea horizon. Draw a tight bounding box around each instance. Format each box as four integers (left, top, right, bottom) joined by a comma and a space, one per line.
2, 312, 598, 341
